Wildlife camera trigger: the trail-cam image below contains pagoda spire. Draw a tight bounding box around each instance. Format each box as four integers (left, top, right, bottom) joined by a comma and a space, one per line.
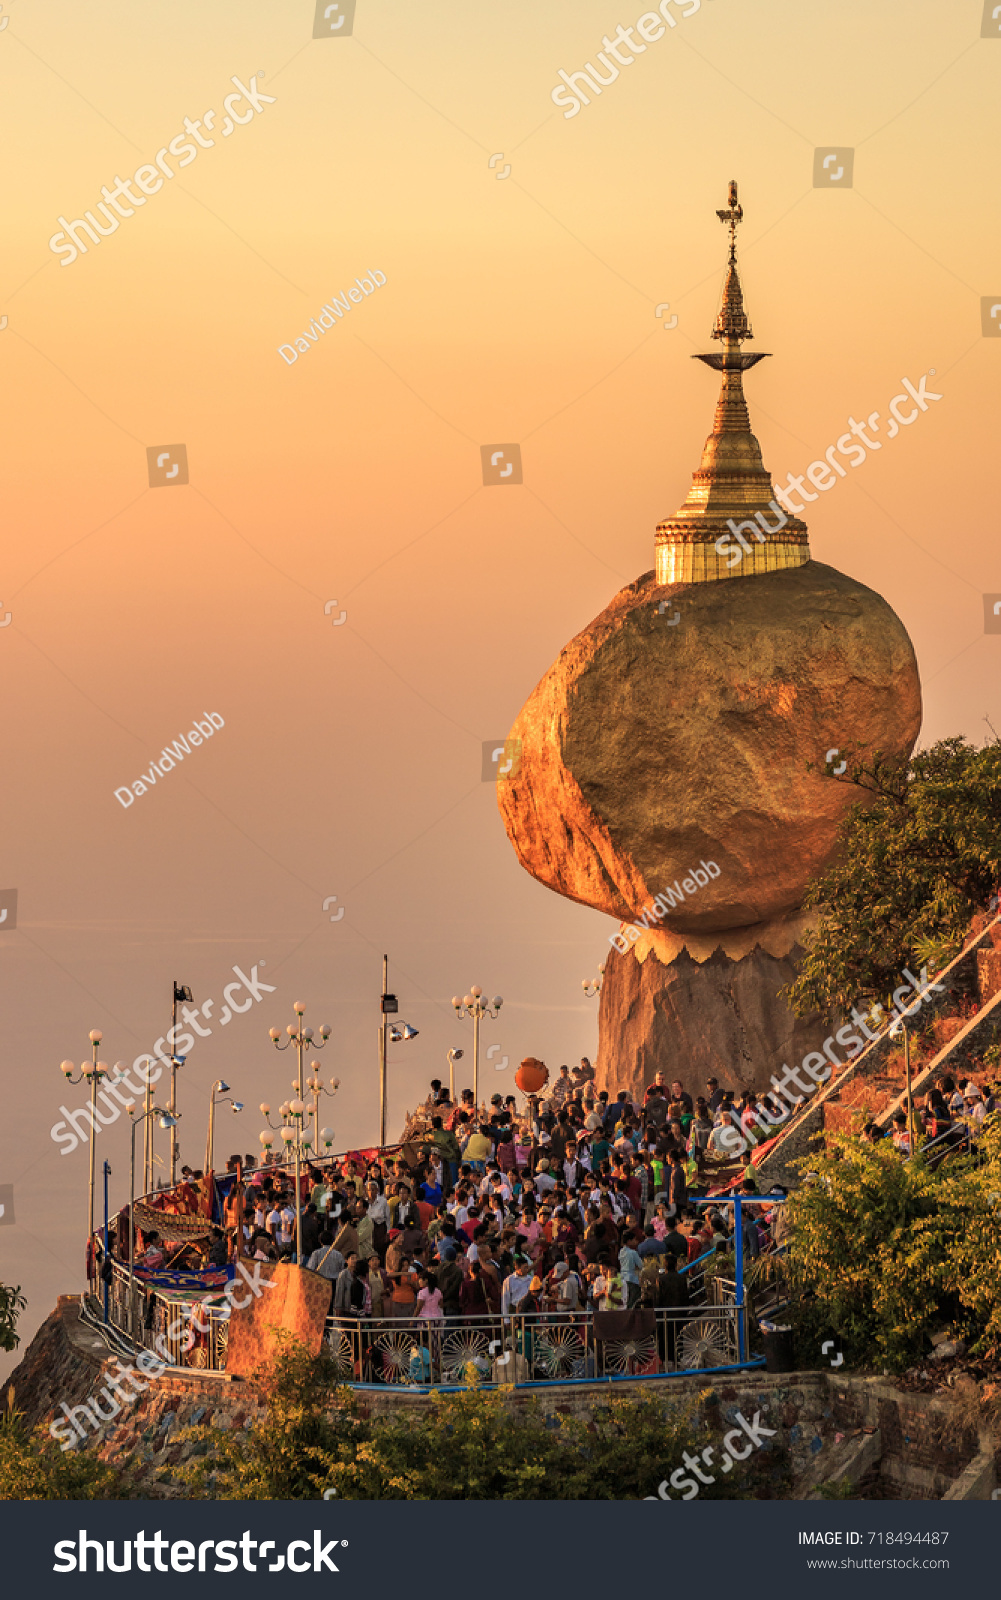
711, 180, 753, 343
654, 181, 810, 585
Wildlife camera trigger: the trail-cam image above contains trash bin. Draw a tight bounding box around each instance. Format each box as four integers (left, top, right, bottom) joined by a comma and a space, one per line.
759, 1320, 794, 1373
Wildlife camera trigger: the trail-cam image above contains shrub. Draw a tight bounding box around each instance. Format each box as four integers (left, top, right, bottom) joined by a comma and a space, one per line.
784, 1123, 1001, 1369
0, 1388, 120, 1501
0, 1285, 26, 1355
179, 1341, 782, 1501
786, 736, 1001, 1018
178, 1337, 367, 1501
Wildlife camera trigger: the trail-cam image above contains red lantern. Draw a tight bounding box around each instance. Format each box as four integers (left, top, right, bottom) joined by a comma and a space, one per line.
515, 1057, 549, 1095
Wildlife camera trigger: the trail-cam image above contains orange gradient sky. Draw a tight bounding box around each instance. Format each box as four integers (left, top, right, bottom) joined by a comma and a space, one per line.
1, 0, 999, 1366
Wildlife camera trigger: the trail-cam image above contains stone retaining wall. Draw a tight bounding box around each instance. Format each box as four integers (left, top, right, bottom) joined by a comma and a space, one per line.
7, 1299, 997, 1500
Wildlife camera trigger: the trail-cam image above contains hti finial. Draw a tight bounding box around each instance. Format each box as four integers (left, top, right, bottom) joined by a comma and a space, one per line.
716, 179, 743, 263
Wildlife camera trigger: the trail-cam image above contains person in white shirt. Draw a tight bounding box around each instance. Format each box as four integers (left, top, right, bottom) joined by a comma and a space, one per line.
500, 1256, 535, 1315
534, 1160, 557, 1194
962, 1084, 986, 1125
707, 1119, 735, 1158
278, 1204, 295, 1249
366, 1184, 389, 1227
564, 1150, 586, 1188
548, 1260, 581, 1312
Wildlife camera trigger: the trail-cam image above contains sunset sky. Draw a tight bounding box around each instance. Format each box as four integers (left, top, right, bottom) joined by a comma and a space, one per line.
1, 0, 999, 1369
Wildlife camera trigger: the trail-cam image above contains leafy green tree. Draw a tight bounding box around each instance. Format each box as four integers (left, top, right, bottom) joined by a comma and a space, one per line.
180, 1341, 780, 1500
346, 1382, 780, 1500
0, 1388, 121, 1501
785, 737, 1001, 1018
0, 1285, 26, 1355
178, 1337, 368, 1501
784, 1122, 1001, 1370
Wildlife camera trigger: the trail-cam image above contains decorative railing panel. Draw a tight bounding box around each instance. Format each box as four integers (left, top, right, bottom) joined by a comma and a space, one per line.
323, 1307, 741, 1386
91, 1263, 745, 1385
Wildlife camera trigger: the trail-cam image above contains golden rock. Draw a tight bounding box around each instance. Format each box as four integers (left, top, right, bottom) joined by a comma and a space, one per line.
498, 183, 921, 947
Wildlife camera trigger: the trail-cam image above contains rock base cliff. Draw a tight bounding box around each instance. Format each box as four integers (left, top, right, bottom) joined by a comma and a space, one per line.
595, 915, 833, 1103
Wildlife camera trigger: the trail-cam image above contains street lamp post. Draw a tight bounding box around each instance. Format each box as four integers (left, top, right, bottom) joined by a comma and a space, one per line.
102, 1159, 111, 1326
379, 955, 395, 1149
305, 1068, 339, 1153
446, 1047, 464, 1103
451, 987, 503, 1111
124, 1100, 177, 1338
260, 1099, 313, 1237
377, 956, 418, 1147
890, 1012, 917, 1157
143, 1072, 153, 1194
268, 1003, 331, 1263
60, 1030, 112, 1278
170, 982, 193, 1184
582, 961, 606, 998
206, 1080, 244, 1174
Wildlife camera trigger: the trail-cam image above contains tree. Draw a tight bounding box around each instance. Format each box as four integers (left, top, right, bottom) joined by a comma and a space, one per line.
178, 1337, 368, 1501
0, 1285, 26, 1355
0, 1389, 120, 1501
783, 1122, 1001, 1370
180, 1339, 783, 1500
784, 737, 1001, 1018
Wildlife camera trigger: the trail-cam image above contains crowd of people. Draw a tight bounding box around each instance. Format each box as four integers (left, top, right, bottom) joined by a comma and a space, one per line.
181, 1067, 792, 1327
105, 1057, 997, 1346
868, 1073, 997, 1157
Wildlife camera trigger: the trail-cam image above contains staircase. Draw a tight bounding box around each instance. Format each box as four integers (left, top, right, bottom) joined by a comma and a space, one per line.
757, 913, 1001, 1188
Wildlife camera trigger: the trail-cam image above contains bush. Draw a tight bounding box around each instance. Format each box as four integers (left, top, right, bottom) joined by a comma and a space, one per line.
0, 1388, 120, 1501
785, 736, 1001, 1018
784, 1123, 1001, 1370
179, 1340, 784, 1500
178, 1338, 367, 1501
0, 1286, 26, 1355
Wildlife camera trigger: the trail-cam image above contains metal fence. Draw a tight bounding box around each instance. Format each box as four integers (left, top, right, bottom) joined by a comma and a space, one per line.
103, 1259, 232, 1372
89, 1165, 760, 1386
95, 1260, 747, 1385
323, 1306, 743, 1387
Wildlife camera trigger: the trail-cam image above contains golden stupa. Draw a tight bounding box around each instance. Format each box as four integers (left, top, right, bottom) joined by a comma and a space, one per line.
655, 181, 809, 584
